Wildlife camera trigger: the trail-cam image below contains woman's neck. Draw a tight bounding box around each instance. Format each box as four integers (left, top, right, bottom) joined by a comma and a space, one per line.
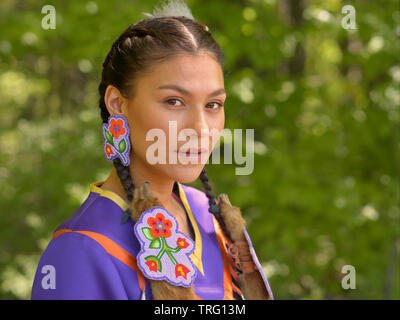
130, 158, 176, 210
101, 164, 192, 240
101, 165, 177, 213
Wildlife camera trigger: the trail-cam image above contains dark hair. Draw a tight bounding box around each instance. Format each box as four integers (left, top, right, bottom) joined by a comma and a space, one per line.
98, 16, 230, 238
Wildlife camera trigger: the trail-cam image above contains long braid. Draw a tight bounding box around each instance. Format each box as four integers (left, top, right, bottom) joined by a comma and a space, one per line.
199, 167, 244, 300
113, 158, 135, 203
199, 168, 231, 242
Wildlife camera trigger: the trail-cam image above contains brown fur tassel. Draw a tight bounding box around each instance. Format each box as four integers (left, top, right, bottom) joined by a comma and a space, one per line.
218, 193, 271, 300
130, 182, 198, 300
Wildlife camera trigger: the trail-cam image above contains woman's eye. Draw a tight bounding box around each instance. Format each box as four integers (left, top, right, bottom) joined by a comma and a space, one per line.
165, 98, 183, 107
206, 102, 224, 110
164, 99, 224, 110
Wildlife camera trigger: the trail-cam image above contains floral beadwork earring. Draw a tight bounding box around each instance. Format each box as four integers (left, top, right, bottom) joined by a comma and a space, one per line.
102, 115, 131, 166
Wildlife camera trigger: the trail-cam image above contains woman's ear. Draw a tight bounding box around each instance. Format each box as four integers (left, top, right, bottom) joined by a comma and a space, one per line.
104, 85, 127, 116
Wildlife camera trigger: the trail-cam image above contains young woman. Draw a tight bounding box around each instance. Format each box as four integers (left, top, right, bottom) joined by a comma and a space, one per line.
31, 0, 274, 300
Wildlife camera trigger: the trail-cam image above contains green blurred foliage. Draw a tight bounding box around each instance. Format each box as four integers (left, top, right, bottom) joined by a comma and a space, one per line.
0, 0, 399, 299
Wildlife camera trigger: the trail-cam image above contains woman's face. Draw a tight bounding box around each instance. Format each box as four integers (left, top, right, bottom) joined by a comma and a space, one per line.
124, 52, 226, 184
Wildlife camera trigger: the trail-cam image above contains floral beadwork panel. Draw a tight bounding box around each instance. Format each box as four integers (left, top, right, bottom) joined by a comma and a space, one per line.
134, 206, 197, 287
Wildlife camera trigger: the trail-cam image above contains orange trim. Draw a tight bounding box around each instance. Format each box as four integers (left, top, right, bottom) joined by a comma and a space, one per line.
52, 228, 146, 292
210, 215, 240, 283
232, 283, 243, 297
212, 216, 235, 300
52, 228, 72, 240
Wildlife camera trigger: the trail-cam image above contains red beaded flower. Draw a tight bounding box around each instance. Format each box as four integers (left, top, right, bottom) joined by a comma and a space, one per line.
145, 259, 158, 272
175, 264, 190, 279
176, 237, 190, 249
105, 144, 114, 157
109, 118, 126, 139
147, 212, 173, 238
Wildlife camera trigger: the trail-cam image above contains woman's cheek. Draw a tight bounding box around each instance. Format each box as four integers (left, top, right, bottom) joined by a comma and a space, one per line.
129, 121, 150, 160
209, 113, 225, 148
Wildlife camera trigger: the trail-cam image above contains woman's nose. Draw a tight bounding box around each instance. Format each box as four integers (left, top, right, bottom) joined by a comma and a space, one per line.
188, 108, 209, 136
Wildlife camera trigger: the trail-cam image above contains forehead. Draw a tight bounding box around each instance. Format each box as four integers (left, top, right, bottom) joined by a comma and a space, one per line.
137, 53, 224, 94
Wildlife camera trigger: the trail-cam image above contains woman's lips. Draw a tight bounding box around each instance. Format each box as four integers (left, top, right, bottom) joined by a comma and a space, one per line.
175, 148, 208, 162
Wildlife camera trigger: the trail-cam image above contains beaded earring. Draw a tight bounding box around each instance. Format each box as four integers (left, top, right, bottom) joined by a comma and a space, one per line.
102, 115, 131, 166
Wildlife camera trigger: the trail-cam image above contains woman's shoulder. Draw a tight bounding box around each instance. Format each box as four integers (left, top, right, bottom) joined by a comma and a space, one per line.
55, 181, 210, 251
52, 180, 140, 261
31, 225, 132, 299
31, 181, 144, 299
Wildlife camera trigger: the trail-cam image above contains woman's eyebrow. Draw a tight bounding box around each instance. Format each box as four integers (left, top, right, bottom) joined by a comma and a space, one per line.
157, 84, 226, 97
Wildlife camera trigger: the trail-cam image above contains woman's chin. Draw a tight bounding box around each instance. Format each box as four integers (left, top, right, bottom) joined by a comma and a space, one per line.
168, 164, 205, 184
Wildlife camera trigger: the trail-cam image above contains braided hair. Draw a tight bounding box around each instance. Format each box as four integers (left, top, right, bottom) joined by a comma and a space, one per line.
98, 15, 231, 237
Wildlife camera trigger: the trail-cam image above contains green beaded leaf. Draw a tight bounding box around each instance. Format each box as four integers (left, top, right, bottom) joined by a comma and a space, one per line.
104, 128, 113, 144
149, 238, 161, 249
119, 139, 126, 153
142, 227, 154, 240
